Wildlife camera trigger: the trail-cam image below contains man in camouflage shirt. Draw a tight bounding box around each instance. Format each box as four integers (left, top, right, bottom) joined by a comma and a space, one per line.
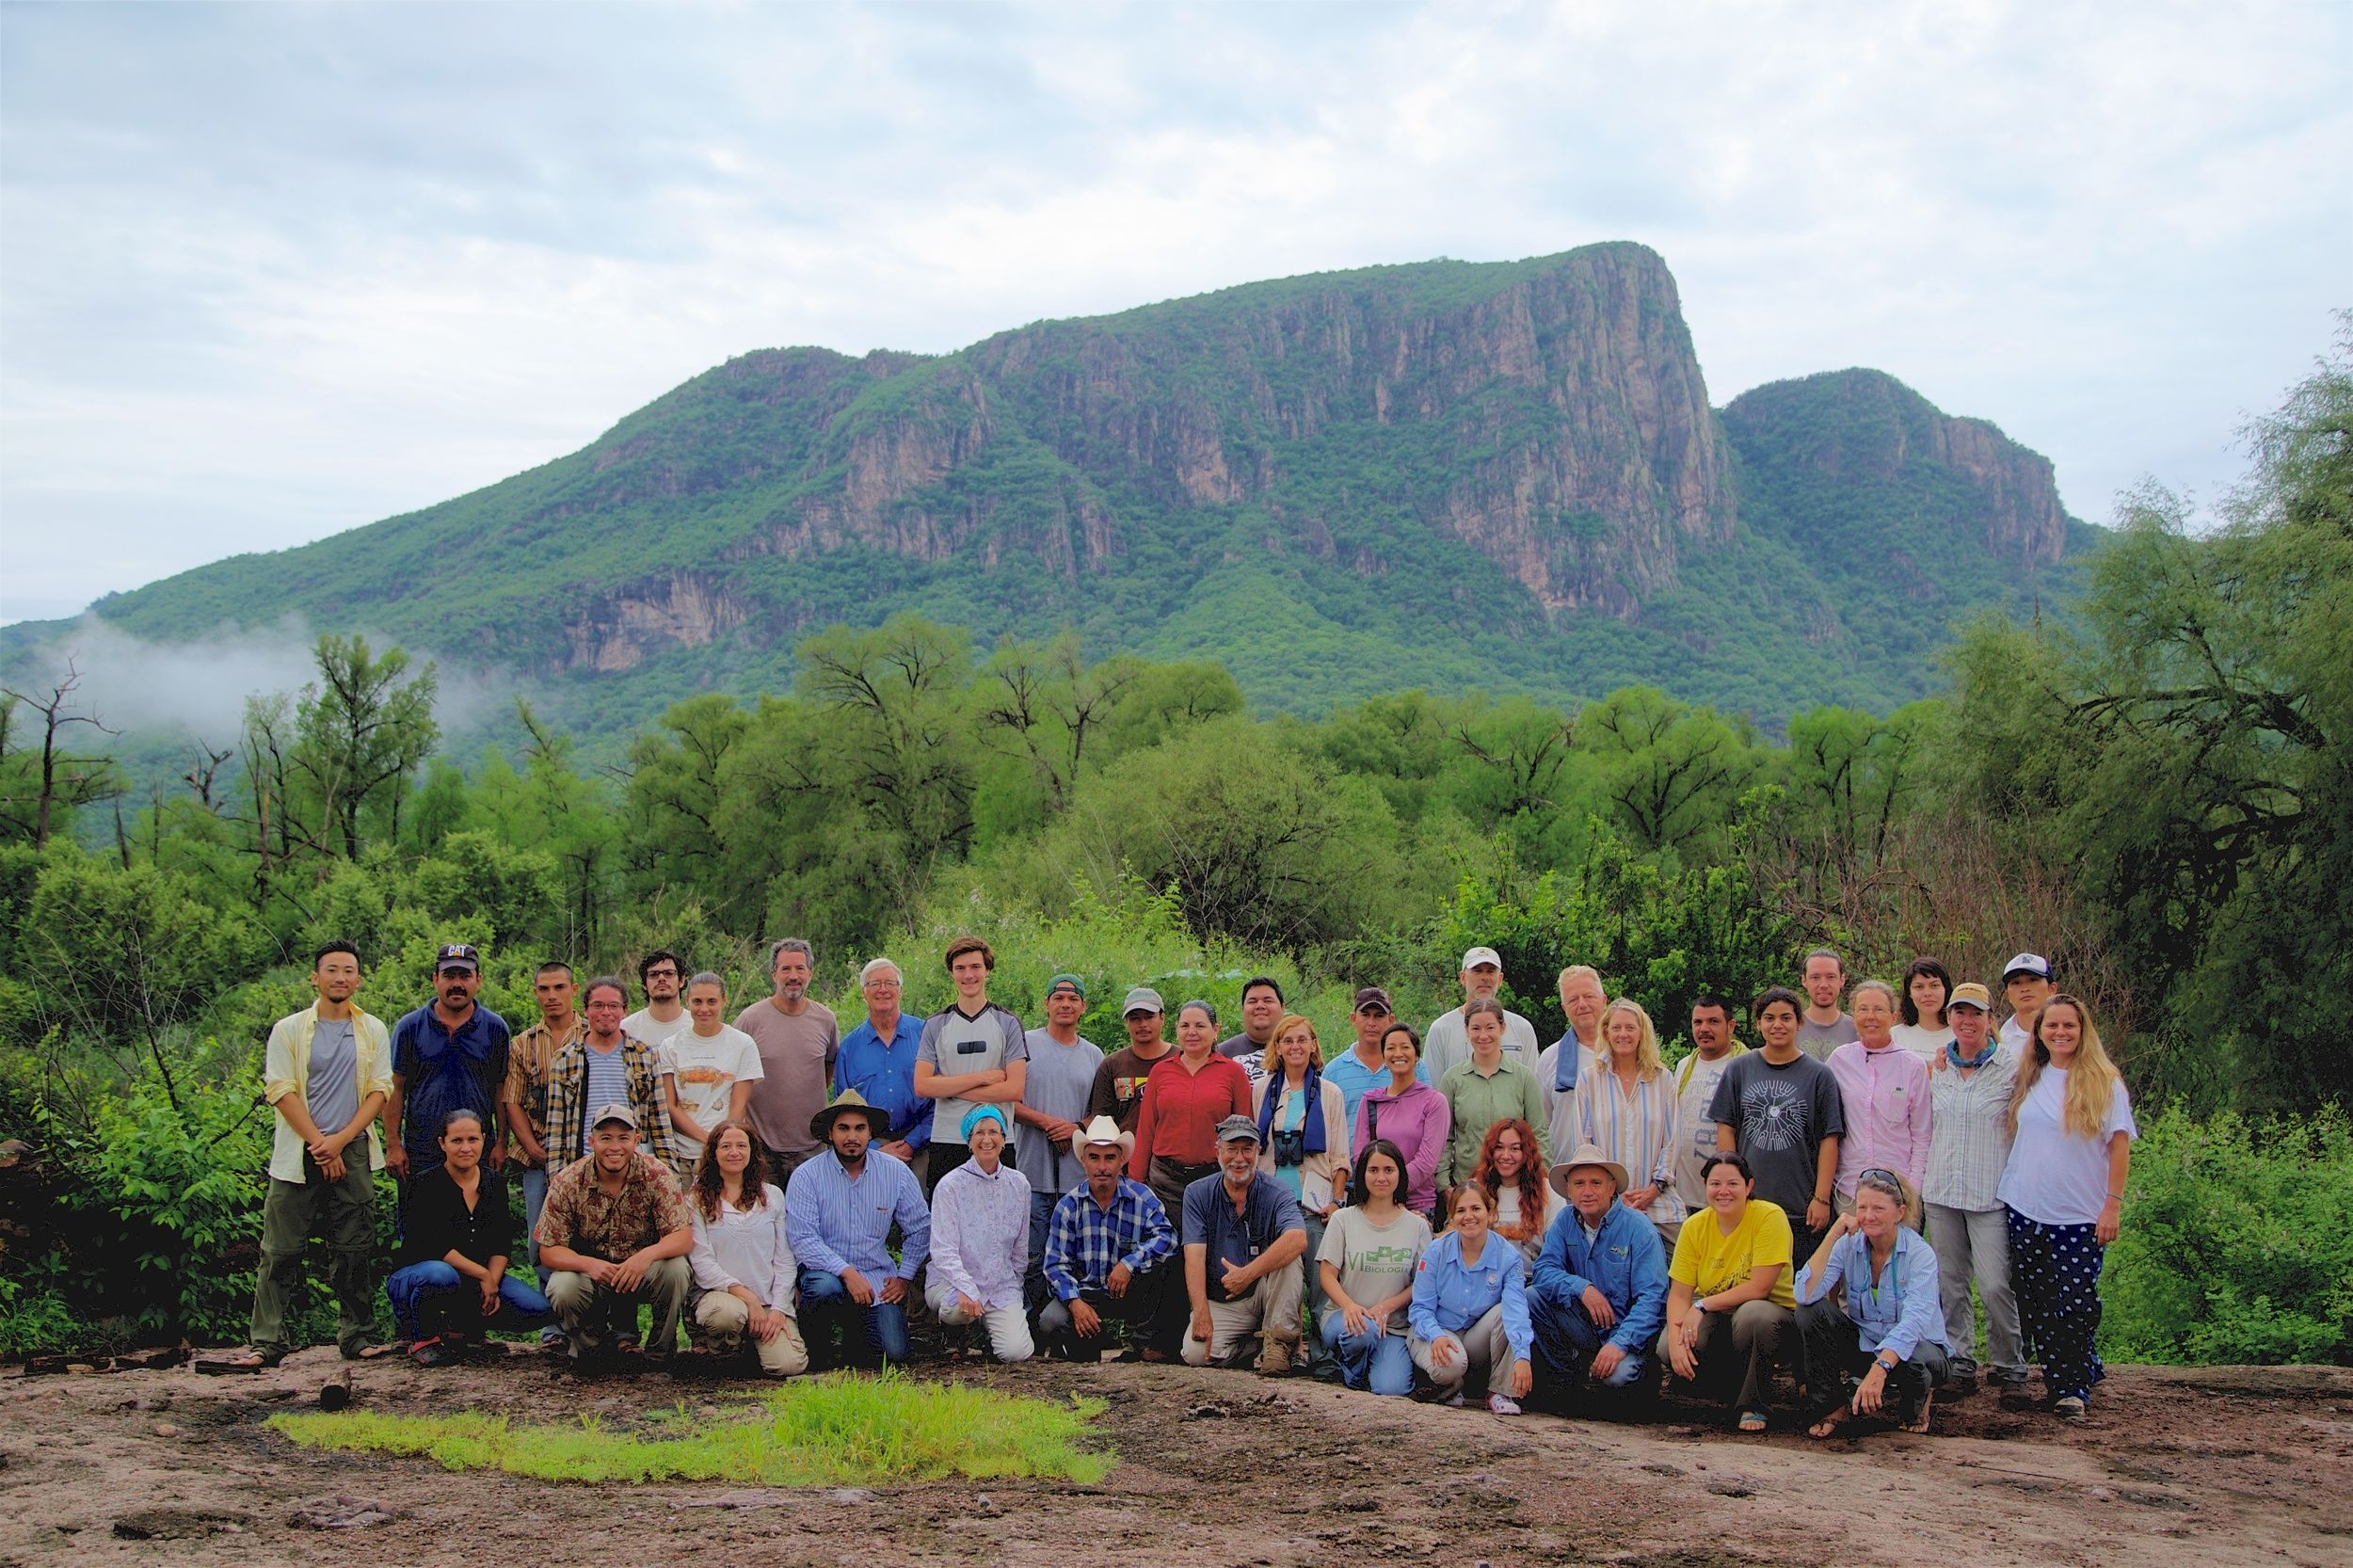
535, 1105, 694, 1366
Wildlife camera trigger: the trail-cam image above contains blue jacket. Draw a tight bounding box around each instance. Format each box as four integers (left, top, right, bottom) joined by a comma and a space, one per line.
1409, 1229, 1532, 1359
1529, 1198, 1670, 1354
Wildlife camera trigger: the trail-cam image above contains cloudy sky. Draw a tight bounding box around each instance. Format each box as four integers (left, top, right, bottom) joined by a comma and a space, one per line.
2, 1, 2345, 626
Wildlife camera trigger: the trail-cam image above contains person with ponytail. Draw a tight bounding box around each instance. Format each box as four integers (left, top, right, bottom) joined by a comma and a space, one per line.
1795, 1166, 1946, 1436
1995, 995, 2136, 1418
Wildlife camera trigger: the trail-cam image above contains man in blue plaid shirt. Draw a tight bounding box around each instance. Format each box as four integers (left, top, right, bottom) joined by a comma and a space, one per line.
1040, 1116, 1177, 1361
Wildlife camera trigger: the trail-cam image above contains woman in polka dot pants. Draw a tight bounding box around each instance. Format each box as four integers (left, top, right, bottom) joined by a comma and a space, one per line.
1991, 995, 2137, 1417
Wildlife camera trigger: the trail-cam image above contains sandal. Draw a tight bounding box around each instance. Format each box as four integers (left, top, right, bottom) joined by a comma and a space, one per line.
1807, 1406, 1850, 1440
357, 1339, 412, 1361
194, 1346, 281, 1375
1737, 1408, 1769, 1433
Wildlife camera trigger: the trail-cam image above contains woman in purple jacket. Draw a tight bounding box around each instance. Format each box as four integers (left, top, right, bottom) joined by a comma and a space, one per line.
1352, 1024, 1451, 1217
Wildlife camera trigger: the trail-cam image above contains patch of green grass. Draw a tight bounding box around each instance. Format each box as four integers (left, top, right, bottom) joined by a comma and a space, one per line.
265, 1372, 1113, 1487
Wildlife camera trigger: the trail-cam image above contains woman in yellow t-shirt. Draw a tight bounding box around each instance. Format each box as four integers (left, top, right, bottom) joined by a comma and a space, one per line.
1662, 1151, 1797, 1432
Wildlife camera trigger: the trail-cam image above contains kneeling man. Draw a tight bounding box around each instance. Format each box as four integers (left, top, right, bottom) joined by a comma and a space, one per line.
1529, 1143, 1669, 1405
1041, 1116, 1177, 1361
536, 1105, 694, 1366
1182, 1114, 1307, 1374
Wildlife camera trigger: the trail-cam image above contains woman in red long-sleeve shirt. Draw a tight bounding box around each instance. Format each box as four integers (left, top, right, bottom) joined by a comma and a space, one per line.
1130, 1000, 1254, 1213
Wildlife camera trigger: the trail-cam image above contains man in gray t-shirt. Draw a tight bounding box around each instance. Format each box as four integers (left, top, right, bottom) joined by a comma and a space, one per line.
1796, 949, 1861, 1063
1016, 975, 1105, 1314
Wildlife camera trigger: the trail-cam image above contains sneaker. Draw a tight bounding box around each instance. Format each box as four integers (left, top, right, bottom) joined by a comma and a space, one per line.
1256, 1336, 1296, 1377
1441, 1390, 1466, 1408
1486, 1392, 1522, 1416
1987, 1368, 2030, 1389
2054, 1395, 2087, 1419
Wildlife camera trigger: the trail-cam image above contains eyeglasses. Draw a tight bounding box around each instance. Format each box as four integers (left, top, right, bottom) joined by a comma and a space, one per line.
644, 967, 679, 980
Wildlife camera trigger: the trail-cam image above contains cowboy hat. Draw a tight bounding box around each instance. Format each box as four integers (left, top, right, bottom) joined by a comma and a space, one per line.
1547, 1142, 1630, 1197
1068, 1113, 1136, 1160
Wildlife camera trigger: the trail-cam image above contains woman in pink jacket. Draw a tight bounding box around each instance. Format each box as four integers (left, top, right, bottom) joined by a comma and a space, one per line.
1352, 1024, 1451, 1217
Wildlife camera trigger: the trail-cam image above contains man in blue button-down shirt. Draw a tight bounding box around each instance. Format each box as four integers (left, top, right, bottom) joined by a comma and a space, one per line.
832, 959, 931, 1178
784, 1090, 930, 1368
1529, 1144, 1670, 1407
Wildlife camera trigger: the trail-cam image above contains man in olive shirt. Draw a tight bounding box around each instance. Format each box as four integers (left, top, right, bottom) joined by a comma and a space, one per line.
735, 938, 840, 1186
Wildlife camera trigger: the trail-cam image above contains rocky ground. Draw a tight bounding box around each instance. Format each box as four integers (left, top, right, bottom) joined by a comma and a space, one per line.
2, 1350, 2347, 1568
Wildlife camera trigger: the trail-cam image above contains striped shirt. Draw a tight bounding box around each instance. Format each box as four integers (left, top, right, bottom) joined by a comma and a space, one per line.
1925, 1047, 2019, 1212
1042, 1177, 1176, 1301
782, 1147, 930, 1281
1579, 1063, 1684, 1232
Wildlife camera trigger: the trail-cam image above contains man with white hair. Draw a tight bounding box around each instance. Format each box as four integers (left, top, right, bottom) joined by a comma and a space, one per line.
1536, 965, 1607, 1162
1424, 946, 1540, 1083
832, 957, 930, 1183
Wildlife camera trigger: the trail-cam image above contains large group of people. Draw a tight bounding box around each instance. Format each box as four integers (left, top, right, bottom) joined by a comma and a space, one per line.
224, 934, 2137, 1432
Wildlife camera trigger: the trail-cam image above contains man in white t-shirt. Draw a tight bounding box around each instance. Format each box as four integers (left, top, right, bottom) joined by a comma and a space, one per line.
660, 972, 764, 1168
1669, 992, 1747, 1213
622, 949, 692, 1052
1425, 946, 1540, 1082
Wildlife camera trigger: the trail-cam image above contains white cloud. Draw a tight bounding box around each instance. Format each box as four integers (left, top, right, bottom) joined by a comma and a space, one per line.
1, 0, 2345, 625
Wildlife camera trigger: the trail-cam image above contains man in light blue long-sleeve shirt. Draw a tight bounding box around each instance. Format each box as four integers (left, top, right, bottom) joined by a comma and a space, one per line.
785, 1090, 930, 1368
1529, 1144, 1670, 1406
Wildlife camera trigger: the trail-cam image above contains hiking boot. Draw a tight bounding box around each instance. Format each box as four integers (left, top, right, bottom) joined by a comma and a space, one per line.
1257, 1336, 1297, 1377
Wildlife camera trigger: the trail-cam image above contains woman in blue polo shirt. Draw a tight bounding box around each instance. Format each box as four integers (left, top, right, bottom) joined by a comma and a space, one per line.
1408, 1182, 1534, 1414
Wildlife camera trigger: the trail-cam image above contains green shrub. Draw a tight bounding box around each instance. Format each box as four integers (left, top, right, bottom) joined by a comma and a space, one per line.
2103, 1106, 2353, 1366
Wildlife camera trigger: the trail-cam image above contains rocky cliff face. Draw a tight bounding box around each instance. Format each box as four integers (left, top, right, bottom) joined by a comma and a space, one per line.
678, 243, 1737, 634
1721, 369, 2070, 568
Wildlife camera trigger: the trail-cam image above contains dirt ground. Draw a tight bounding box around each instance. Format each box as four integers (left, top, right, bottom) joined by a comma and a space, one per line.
2, 1349, 2348, 1568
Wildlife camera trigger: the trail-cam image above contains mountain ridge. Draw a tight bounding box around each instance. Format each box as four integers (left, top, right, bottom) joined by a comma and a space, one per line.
7, 243, 2091, 743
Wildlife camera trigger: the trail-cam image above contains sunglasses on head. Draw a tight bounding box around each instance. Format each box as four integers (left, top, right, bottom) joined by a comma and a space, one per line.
1857, 1167, 1904, 1191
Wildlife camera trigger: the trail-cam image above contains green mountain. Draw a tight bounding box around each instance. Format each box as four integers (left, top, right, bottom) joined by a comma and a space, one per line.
7, 243, 2092, 745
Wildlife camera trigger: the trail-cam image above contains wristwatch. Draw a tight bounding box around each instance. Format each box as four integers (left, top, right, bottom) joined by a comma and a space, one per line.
1875, 1352, 1898, 1371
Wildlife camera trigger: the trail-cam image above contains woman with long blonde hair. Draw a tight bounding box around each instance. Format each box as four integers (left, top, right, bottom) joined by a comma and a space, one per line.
1993, 995, 2136, 1418
1579, 998, 1682, 1246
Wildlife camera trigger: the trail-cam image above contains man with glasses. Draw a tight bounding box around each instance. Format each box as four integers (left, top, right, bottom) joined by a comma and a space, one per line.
833, 958, 931, 1184
544, 977, 681, 1171
384, 942, 511, 1182
622, 950, 692, 1053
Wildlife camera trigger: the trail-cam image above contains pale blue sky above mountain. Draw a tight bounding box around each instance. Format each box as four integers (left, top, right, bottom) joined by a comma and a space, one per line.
2, 2, 2345, 625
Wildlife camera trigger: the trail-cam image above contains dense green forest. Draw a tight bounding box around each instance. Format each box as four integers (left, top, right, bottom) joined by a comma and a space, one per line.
0, 321, 2345, 1364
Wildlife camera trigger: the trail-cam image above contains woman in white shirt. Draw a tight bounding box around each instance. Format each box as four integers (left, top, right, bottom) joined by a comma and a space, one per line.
1888, 957, 1954, 1063
687, 1121, 808, 1377
1995, 996, 2135, 1418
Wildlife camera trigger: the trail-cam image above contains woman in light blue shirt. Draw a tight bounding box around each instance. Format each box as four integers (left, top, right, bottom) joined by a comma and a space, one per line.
1407, 1182, 1534, 1415
1794, 1166, 1948, 1437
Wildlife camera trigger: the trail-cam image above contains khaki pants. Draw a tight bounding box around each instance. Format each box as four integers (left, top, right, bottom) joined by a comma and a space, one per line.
249, 1157, 376, 1355
1412, 1304, 1513, 1395
547, 1257, 690, 1360
925, 1283, 1035, 1363
693, 1291, 809, 1377
1181, 1263, 1303, 1366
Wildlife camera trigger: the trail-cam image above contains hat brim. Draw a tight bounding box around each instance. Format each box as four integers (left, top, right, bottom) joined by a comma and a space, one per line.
1548, 1158, 1629, 1197
808, 1104, 885, 1142
1071, 1129, 1138, 1160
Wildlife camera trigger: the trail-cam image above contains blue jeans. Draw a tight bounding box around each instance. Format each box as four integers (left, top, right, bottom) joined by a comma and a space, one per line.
516, 1163, 550, 1283
1321, 1310, 1414, 1396
1531, 1292, 1650, 1389
797, 1267, 911, 1366
386, 1261, 553, 1341
1025, 1188, 1058, 1318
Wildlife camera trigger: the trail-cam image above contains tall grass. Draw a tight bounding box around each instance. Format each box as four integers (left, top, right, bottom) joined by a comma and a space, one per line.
266, 1372, 1114, 1486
